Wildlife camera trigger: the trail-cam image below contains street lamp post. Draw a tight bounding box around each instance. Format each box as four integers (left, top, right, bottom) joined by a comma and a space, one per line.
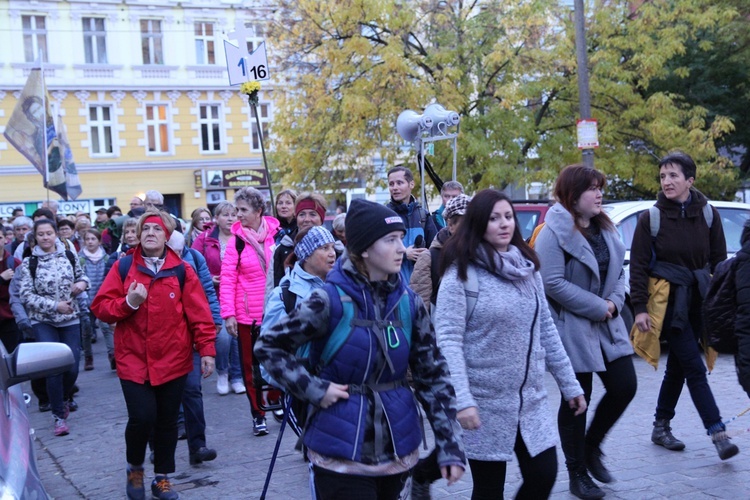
574, 0, 595, 168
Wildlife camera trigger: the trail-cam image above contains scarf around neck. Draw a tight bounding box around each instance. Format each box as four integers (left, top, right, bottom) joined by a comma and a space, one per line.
241, 218, 269, 272
82, 247, 106, 264
474, 244, 536, 298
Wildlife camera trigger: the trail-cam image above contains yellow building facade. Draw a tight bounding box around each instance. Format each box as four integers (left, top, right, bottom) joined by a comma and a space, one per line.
0, 0, 275, 220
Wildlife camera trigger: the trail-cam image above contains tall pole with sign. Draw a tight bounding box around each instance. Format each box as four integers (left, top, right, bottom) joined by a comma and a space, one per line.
574, 0, 596, 167
224, 20, 275, 206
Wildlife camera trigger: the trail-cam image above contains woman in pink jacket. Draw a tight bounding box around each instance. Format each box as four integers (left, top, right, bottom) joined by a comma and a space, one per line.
220, 187, 279, 437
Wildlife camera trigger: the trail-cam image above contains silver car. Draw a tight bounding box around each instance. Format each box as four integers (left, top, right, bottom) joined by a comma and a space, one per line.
602, 200, 750, 332
0, 342, 74, 499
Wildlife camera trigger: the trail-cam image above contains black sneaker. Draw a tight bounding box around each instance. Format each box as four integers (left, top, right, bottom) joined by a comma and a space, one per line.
38, 401, 51, 412
253, 417, 268, 436
189, 446, 217, 465
272, 409, 284, 423
151, 476, 179, 500
66, 398, 78, 412
569, 469, 605, 499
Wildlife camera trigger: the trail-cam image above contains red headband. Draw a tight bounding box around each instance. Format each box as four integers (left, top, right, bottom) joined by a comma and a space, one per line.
295, 199, 325, 222
143, 215, 172, 238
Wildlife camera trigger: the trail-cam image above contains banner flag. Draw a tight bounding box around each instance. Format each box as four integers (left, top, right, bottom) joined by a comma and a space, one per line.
54, 114, 82, 200
3, 68, 70, 199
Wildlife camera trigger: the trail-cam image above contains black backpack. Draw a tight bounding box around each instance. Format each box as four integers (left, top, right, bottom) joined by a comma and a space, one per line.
702, 256, 739, 354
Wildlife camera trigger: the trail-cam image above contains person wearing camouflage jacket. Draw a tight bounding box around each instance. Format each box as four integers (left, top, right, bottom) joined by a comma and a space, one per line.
255, 199, 465, 500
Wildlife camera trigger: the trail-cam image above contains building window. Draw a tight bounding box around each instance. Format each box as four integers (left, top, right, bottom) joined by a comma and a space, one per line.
244, 23, 264, 54
145, 104, 170, 154
140, 19, 163, 65
88, 105, 115, 156
251, 103, 270, 151
194, 22, 215, 65
83, 17, 107, 64
199, 104, 223, 153
22, 15, 47, 63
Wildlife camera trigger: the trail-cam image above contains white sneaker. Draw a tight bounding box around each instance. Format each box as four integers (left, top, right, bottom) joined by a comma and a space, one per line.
216, 373, 230, 395
231, 381, 246, 394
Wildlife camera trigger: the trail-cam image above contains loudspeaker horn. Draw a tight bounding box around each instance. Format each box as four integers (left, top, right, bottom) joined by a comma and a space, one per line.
423, 103, 460, 136
396, 110, 434, 142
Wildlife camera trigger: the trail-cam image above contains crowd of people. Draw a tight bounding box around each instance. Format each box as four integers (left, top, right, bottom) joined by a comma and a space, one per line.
0, 151, 746, 500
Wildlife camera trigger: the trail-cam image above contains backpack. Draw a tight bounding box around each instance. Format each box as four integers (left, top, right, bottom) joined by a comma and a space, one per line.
117, 254, 186, 291
29, 250, 78, 292
702, 256, 739, 354
648, 204, 713, 238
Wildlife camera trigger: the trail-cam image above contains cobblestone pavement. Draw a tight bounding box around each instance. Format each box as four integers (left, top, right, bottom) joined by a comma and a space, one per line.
28, 336, 750, 499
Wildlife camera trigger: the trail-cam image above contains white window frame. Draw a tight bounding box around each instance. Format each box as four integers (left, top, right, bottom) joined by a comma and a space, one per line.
250, 101, 271, 152
244, 23, 265, 54
140, 19, 164, 65
144, 103, 172, 155
83, 17, 108, 64
198, 102, 225, 154
22, 15, 48, 63
87, 104, 117, 157
194, 21, 215, 65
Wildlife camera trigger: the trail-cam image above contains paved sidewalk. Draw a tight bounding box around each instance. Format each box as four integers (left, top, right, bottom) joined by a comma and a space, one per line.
28, 337, 750, 499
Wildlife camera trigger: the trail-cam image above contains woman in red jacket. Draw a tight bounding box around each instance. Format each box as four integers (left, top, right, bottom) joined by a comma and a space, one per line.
91, 210, 216, 500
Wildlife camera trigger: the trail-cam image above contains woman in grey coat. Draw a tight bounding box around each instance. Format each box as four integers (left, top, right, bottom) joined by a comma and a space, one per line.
435, 189, 586, 500
535, 165, 637, 500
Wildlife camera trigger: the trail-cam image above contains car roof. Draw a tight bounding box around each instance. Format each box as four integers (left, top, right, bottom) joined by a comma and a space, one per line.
603, 200, 750, 221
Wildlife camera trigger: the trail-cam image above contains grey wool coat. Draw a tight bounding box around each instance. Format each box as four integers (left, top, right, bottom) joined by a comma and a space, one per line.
435, 262, 583, 462
535, 203, 634, 373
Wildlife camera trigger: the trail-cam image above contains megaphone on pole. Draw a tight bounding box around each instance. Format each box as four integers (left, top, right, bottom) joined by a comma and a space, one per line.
423, 103, 460, 137
396, 110, 433, 142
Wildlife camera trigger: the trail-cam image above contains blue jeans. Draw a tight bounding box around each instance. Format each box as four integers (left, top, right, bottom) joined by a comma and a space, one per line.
183, 351, 208, 453
655, 308, 722, 430
33, 322, 81, 418
215, 323, 242, 383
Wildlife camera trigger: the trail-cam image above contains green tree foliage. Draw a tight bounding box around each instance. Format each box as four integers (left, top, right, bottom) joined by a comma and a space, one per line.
268, 0, 740, 200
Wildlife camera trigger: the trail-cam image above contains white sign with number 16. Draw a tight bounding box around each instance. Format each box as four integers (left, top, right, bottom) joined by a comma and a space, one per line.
224, 40, 270, 86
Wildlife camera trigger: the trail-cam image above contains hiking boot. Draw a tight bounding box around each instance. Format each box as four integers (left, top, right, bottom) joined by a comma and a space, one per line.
651, 419, 685, 451
109, 353, 117, 370
216, 373, 230, 395
411, 477, 431, 500
584, 445, 612, 483
711, 430, 739, 460
126, 467, 146, 500
569, 469, 605, 499
189, 446, 217, 465
84, 355, 94, 371
253, 417, 268, 436
54, 416, 69, 437
151, 476, 179, 500
231, 381, 246, 394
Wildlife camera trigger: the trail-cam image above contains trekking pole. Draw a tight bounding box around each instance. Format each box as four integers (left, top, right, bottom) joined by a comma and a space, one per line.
260, 403, 289, 500
723, 406, 750, 427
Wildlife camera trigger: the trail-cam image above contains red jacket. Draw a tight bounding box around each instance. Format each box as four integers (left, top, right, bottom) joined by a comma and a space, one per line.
91, 247, 216, 386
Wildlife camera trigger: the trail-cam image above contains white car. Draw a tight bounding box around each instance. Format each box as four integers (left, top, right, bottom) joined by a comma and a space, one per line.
602, 200, 750, 332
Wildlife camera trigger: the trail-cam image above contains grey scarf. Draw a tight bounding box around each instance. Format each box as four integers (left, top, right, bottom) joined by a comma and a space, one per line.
475, 244, 536, 298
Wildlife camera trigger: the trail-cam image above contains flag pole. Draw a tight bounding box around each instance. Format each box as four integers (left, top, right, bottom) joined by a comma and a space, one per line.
39, 49, 50, 204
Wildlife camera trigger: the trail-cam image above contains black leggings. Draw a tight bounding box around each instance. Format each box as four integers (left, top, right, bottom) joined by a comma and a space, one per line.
120, 375, 187, 474
313, 465, 408, 500
468, 427, 557, 499
558, 354, 637, 471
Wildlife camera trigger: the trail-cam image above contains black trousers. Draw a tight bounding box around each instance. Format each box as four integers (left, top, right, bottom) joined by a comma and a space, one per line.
468, 427, 557, 499
0, 318, 20, 353
313, 465, 409, 500
558, 354, 637, 472
120, 375, 187, 474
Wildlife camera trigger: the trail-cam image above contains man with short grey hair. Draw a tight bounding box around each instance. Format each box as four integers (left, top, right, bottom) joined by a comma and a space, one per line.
432, 180, 464, 229
144, 190, 165, 210
7, 216, 32, 255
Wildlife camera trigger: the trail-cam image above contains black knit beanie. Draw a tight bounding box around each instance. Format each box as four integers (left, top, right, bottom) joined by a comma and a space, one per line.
345, 199, 406, 255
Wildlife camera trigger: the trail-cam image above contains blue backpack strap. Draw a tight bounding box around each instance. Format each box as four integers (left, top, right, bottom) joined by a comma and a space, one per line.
320, 285, 355, 366
118, 255, 133, 283
397, 291, 412, 347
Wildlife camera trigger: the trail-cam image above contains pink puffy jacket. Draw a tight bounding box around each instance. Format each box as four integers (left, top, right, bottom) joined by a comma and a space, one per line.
219, 217, 280, 325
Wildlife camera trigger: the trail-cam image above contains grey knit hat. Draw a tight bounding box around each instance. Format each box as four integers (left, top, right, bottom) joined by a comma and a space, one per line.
294, 226, 335, 263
